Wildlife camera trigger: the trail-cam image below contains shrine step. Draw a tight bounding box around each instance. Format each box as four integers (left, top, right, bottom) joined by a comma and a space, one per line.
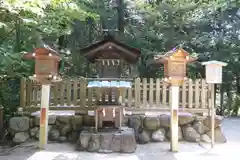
76, 127, 137, 153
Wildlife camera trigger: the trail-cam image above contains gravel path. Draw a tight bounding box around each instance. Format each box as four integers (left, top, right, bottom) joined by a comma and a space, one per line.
1, 117, 240, 160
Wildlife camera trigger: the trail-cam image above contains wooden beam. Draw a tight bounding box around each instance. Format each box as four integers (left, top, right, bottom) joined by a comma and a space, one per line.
124, 108, 208, 114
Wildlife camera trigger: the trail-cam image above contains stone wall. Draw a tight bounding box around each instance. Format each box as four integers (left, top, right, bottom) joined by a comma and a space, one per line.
127, 112, 227, 144
8, 112, 227, 146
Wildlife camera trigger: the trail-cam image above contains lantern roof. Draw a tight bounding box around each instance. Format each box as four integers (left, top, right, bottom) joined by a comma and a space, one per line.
154, 48, 197, 63
23, 44, 60, 60
201, 60, 227, 66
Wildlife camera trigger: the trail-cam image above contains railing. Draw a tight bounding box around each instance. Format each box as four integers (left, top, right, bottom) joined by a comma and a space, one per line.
20, 78, 212, 113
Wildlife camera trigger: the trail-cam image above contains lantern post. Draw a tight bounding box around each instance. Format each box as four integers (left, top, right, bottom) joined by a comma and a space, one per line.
201, 60, 227, 148
154, 48, 197, 152
23, 47, 62, 149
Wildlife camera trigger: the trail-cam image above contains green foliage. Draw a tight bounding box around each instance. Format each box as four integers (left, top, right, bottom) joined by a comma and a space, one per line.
0, 0, 98, 120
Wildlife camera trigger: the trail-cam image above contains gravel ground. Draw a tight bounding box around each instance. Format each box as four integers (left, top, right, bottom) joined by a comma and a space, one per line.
1, 117, 240, 160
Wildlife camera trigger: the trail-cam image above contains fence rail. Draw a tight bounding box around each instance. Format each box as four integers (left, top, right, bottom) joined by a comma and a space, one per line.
20, 78, 212, 113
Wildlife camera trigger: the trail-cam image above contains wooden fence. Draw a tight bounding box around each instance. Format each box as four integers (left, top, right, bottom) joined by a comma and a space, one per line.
20, 78, 213, 113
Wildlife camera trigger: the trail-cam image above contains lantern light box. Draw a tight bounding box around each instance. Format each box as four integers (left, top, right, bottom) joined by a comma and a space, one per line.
154, 48, 197, 84
201, 60, 227, 84
23, 47, 62, 83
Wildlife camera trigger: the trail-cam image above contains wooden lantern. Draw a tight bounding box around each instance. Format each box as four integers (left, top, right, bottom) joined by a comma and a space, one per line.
23, 47, 62, 83
202, 60, 227, 84
155, 48, 197, 85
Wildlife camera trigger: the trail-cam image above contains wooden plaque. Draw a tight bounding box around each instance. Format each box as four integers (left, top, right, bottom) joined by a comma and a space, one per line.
205, 64, 222, 83
35, 60, 55, 74
169, 62, 185, 77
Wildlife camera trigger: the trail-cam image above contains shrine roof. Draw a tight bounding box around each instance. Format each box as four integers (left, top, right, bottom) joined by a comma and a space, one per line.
80, 35, 141, 63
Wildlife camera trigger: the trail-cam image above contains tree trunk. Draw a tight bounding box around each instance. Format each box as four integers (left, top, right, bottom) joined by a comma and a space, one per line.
226, 85, 233, 116
117, 0, 124, 33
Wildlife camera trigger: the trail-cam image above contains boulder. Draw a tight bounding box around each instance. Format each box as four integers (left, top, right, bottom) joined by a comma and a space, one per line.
30, 127, 39, 137
29, 118, 34, 128
182, 125, 200, 142
128, 115, 142, 130
72, 115, 83, 131
9, 116, 30, 132
59, 136, 68, 143
151, 128, 166, 142
35, 126, 52, 140
67, 131, 78, 143
192, 121, 210, 134
143, 116, 160, 130
201, 134, 211, 143
178, 112, 195, 125
203, 115, 223, 128
57, 116, 72, 124
49, 127, 60, 141
138, 130, 150, 144
60, 125, 72, 136
159, 114, 170, 128
13, 132, 29, 143
166, 127, 183, 141
206, 127, 227, 143
34, 115, 56, 125
128, 115, 142, 139
77, 131, 92, 151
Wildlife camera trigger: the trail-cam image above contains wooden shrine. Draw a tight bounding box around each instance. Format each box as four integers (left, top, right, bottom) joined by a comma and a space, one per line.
80, 35, 141, 130
81, 35, 140, 78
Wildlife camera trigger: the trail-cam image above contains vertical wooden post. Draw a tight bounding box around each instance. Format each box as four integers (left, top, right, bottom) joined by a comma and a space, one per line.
95, 109, 98, 132
211, 83, 215, 148
170, 84, 179, 152
149, 78, 154, 107
134, 78, 141, 108
142, 78, 147, 107
119, 88, 123, 129
0, 107, 3, 140
80, 77, 86, 107
20, 78, 26, 109
39, 84, 50, 149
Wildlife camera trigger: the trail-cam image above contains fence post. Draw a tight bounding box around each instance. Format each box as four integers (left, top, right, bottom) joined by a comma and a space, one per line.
80, 77, 86, 108
0, 107, 3, 139
134, 78, 141, 108
188, 79, 193, 108
20, 78, 26, 110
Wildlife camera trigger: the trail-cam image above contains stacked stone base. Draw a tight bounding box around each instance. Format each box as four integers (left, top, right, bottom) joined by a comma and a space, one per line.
7, 111, 227, 153
76, 127, 136, 153
128, 112, 227, 144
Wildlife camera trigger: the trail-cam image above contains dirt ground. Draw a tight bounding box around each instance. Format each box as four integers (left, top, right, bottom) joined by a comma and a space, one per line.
1, 117, 240, 160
